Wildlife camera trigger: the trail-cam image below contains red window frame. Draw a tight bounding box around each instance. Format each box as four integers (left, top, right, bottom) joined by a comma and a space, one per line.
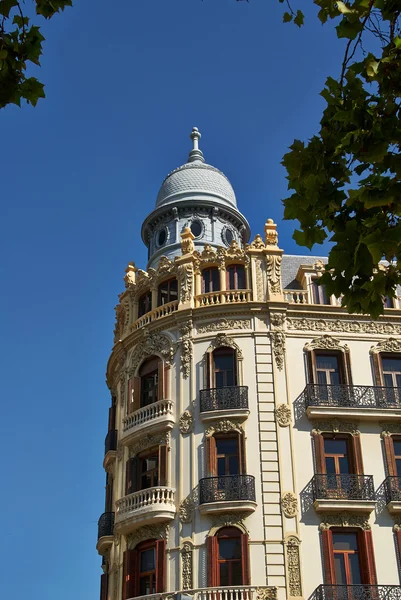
207, 527, 250, 587
226, 264, 246, 290
123, 539, 166, 599
321, 528, 377, 586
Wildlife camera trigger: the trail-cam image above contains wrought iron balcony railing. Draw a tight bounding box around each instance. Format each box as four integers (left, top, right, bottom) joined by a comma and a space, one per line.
384, 476, 401, 504
315, 585, 401, 600
200, 386, 249, 413
104, 429, 118, 455
97, 512, 115, 539
199, 475, 256, 505
304, 383, 401, 410
312, 474, 376, 502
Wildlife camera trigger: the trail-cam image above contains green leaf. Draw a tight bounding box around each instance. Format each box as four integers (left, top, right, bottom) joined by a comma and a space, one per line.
19, 77, 45, 106
366, 60, 380, 77
0, 0, 18, 18
336, 17, 363, 40
294, 10, 304, 27
283, 11, 293, 23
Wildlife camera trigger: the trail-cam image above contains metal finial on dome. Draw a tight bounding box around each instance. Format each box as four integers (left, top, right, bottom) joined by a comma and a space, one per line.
188, 126, 205, 163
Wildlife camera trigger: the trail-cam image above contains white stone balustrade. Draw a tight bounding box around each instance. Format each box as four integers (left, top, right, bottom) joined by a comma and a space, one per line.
195, 289, 251, 307
284, 290, 309, 304
133, 300, 179, 330
115, 487, 176, 531
123, 399, 173, 432
128, 585, 277, 600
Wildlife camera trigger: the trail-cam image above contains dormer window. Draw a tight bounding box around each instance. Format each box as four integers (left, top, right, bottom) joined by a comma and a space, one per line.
311, 278, 329, 305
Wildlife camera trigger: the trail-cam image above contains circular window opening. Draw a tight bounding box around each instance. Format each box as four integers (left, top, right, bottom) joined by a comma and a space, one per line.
225, 228, 234, 245
157, 228, 167, 247
190, 220, 202, 238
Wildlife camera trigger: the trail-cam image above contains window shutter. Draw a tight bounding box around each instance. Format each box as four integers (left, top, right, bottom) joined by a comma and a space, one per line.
384, 435, 397, 476
125, 457, 139, 495
128, 377, 141, 414
344, 351, 353, 385
238, 432, 247, 475
233, 350, 238, 386
158, 361, 164, 401
352, 434, 364, 475
156, 539, 167, 592
321, 529, 335, 584
105, 475, 113, 512
159, 445, 168, 486
207, 536, 218, 587
122, 549, 137, 600
312, 432, 326, 474
206, 436, 217, 476
100, 573, 108, 600
206, 352, 214, 388
359, 529, 377, 585
108, 405, 116, 430
240, 533, 250, 585
372, 353, 383, 386
305, 350, 315, 384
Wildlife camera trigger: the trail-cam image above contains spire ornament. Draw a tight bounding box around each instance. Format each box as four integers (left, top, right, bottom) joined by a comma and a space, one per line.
188, 127, 205, 163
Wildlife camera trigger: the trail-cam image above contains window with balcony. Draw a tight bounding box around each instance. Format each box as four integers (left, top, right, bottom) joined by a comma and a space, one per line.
321, 528, 377, 586
123, 539, 166, 599
138, 291, 152, 317
157, 278, 178, 306
305, 347, 353, 408
227, 265, 246, 290
125, 445, 168, 495
127, 356, 168, 414
371, 352, 401, 405
382, 356, 401, 389
207, 347, 237, 389
311, 278, 330, 305
207, 527, 250, 587
202, 267, 220, 293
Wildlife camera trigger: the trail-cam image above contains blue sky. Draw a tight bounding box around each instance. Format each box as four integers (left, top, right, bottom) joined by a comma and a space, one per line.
0, 1, 345, 599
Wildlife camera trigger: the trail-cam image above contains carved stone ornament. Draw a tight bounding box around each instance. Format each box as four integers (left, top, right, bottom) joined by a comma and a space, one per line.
271, 331, 285, 371
319, 513, 371, 530
270, 312, 286, 329
205, 420, 243, 437
155, 256, 175, 280
116, 442, 124, 461
176, 263, 193, 303
129, 330, 176, 374
179, 320, 193, 379
179, 410, 194, 434
114, 303, 126, 343
287, 316, 401, 336
181, 542, 193, 590
197, 319, 251, 334
256, 588, 278, 600
119, 371, 126, 408
380, 422, 401, 437
304, 335, 349, 353
247, 234, 265, 250
285, 536, 302, 598
129, 433, 170, 457
225, 240, 247, 262
370, 337, 401, 355
264, 219, 278, 246
255, 257, 265, 301
113, 533, 120, 546
266, 255, 282, 294
393, 516, 401, 532
206, 333, 243, 360
127, 523, 169, 549
312, 419, 360, 436
124, 261, 137, 289
275, 404, 292, 427
180, 227, 195, 255
211, 512, 248, 530
281, 492, 298, 518
179, 495, 196, 523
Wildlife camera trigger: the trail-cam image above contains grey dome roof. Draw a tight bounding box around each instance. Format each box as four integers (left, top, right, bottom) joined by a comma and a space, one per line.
156, 161, 237, 209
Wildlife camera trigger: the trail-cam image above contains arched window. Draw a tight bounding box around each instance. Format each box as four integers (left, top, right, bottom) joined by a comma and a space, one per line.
138, 291, 152, 317
207, 347, 237, 389
158, 278, 178, 306
226, 264, 246, 290
207, 527, 249, 587
202, 267, 220, 293
123, 539, 166, 599
127, 357, 168, 413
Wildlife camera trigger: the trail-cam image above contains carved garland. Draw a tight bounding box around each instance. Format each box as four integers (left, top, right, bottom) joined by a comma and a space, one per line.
287, 316, 401, 335
205, 420, 243, 437
266, 254, 282, 294
256, 588, 277, 600
370, 337, 401, 355
127, 523, 169, 549
285, 535, 302, 598
304, 334, 349, 353
319, 513, 371, 530
210, 512, 248, 532
197, 319, 252, 334
311, 419, 360, 436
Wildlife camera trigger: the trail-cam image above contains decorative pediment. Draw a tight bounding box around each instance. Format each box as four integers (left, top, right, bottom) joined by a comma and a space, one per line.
304, 334, 349, 353
311, 419, 359, 436
127, 524, 169, 549
129, 432, 170, 457
156, 256, 174, 280
205, 419, 243, 437
247, 234, 265, 250
129, 330, 176, 374
370, 337, 401, 355
319, 513, 371, 531
225, 240, 246, 261
206, 333, 243, 360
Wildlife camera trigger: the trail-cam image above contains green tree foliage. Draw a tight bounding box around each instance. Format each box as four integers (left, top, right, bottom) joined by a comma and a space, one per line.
274, 0, 401, 318
0, 0, 72, 108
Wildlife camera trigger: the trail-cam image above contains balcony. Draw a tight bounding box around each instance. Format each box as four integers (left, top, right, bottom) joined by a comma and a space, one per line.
115, 486, 176, 533
311, 474, 376, 514
315, 585, 401, 600
96, 511, 114, 555
384, 476, 401, 514
304, 384, 401, 421
200, 386, 249, 422
198, 475, 257, 515
132, 300, 179, 331
103, 430, 117, 470
194, 289, 252, 308
127, 586, 277, 600
121, 399, 175, 444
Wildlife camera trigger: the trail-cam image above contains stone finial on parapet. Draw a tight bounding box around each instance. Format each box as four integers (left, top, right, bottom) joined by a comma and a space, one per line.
181, 227, 195, 255
124, 261, 137, 288
264, 218, 278, 247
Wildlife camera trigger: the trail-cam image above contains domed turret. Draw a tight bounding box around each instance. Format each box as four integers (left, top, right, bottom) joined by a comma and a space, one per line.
141, 127, 250, 268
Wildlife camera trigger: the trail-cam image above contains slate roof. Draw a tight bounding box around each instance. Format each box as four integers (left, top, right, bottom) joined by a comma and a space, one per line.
281, 254, 328, 289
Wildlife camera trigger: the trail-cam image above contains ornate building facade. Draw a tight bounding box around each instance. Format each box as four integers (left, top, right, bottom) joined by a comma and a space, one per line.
97, 128, 401, 600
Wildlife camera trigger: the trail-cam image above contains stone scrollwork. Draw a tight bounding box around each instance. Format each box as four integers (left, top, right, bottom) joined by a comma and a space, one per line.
176, 263, 193, 303
381, 422, 401, 437
119, 371, 125, 408
211, 512, 248, 531
275, 404, 292, 427
281, 492, 298, 518
270, 312, 286, 329
266, 255, 282, 294
247, 234, 265, 250
206, 333, 243, 360
129, 433, 170, 457
319, 513, 371, 530
285, 536, 302, 598
181, 542, 193, 590
270, 331, 285, 371
312, 419, 360, 436
287, 316, 401, 335
304, 335, 349, 353
197, 319, 251, 334
205, 420, 243, 437
370, 337, 401, 355
256, 588, 278, 600
179, 495, 196, 523
129, 330, 176, 374
179, 320, 193, 379
180, 227, 195, 255
127, 524, 169, 549
179, 410, 194, 434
